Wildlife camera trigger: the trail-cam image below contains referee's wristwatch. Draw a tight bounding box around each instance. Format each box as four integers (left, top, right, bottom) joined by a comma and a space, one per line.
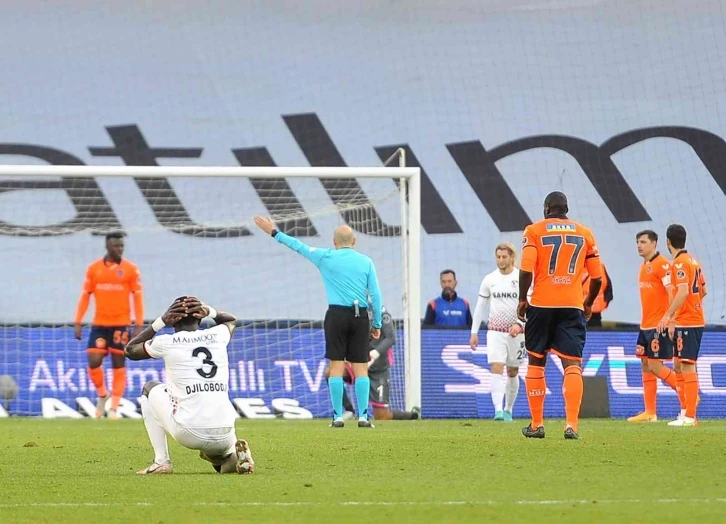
270, 228, 279, 238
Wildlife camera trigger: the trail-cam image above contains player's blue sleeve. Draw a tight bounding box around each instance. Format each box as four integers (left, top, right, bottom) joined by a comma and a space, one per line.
274, 231, 328, 266
367, 260, 383, 328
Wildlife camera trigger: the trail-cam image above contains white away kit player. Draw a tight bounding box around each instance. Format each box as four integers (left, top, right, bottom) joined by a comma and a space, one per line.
125, 296, 254, 475
469, 243, 527, 422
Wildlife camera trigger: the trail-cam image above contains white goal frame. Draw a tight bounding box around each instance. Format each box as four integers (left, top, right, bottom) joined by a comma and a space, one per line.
0, 163, 422, 411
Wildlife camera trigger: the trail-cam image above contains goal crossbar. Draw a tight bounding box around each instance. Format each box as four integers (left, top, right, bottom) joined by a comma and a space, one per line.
0, 165, 420, 179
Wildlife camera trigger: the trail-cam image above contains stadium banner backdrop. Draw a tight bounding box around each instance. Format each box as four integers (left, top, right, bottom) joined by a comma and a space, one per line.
2, 329, 725, 418
1, 1, 726, 326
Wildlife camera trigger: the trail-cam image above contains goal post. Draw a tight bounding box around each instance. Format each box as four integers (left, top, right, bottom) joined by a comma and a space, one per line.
0, 163, 421, 416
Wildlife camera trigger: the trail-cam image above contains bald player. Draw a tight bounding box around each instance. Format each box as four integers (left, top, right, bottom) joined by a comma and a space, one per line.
517, 192, 602, 440
255, 218, 382, 428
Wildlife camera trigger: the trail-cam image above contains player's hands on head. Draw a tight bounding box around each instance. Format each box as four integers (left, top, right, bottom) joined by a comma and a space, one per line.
516, 300, 528, 323
253, 216, 277, 235
183, 296, 208, 318
161, 298, 189, 326
469, 333, 478, 350
74, 323, 82, 340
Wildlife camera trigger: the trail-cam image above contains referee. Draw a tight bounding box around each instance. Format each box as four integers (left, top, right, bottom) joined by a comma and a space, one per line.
254, 217, 383, 428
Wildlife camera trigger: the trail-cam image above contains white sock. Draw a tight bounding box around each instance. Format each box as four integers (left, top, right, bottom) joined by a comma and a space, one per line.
490, 372, 504, 412
140, 396, 170, 465
505, 375, 520, 412
219, 434, 239, 474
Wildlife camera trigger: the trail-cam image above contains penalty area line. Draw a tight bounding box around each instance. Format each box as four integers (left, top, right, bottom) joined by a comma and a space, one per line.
2, 498, 726, 509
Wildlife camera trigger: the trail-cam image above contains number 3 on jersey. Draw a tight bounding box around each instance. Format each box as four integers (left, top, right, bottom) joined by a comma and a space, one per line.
192, 347, 218, 379
541, 235, 584, 275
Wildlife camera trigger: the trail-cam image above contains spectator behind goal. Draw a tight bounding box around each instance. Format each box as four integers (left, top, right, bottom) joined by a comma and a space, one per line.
423, 269, 472, 327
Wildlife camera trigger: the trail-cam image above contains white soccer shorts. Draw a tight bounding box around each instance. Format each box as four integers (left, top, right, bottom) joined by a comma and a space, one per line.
486, 330, 526, 367
148, 384, 236, 458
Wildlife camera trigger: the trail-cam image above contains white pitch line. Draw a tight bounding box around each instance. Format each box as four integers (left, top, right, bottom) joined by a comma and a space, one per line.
2, 498, 726, 509
0, 502, 153, 508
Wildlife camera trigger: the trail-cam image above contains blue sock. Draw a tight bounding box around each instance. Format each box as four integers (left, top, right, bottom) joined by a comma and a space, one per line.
328, 377, 344, 420
355, 376, 371, 420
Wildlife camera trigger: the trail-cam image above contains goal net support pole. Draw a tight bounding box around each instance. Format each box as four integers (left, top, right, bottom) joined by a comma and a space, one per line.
382, 148, 422, 412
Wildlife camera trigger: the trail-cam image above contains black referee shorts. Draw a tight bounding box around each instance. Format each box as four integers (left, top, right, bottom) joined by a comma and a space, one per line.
324, 305, 370, 363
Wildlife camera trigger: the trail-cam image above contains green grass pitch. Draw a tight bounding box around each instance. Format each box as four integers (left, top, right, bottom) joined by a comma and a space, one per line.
1, 418, 725, 523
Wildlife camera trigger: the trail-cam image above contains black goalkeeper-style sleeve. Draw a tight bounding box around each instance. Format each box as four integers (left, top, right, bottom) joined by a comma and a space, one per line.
371, 311, 396, 359
603, 265, 614, 305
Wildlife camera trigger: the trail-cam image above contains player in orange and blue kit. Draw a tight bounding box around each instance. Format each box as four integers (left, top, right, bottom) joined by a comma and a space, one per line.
657, 224, 706, 427
627, 230, 679, 423
74, 232, 144, 420
517, 192, 602, 440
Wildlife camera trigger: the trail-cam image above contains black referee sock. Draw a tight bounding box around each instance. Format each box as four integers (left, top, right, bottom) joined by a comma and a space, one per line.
342, 390, 355, 413
392, 410, 414, 420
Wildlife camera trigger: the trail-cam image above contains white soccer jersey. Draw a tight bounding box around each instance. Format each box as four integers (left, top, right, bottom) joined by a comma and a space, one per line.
477, 268, 521, 332
144, 324, 238, 429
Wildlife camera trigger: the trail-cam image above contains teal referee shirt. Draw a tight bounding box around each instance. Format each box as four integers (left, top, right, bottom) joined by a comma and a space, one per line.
273, 231, 383, 328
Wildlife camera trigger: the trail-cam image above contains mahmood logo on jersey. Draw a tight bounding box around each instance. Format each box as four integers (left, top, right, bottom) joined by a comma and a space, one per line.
172, 332, 218, 344
545, 223, 576, 231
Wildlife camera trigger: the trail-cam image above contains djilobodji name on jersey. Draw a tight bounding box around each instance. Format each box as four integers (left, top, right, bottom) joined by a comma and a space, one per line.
185, 382, 228, 394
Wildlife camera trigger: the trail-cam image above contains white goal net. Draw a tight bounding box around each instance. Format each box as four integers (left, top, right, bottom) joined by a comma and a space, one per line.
0, 165, 421, 418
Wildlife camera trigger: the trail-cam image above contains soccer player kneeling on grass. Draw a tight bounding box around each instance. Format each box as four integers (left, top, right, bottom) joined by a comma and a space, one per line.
125, 296, 254, 475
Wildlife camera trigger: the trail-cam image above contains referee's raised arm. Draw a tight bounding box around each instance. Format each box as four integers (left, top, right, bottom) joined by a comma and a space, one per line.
253, 216, 382, 428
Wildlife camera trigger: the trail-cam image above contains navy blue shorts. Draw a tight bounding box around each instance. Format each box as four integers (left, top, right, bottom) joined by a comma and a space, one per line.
524, 306, 586, 360
675, 327, 703, 363
636, 329, 673, 360
87, 326, 128, 355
